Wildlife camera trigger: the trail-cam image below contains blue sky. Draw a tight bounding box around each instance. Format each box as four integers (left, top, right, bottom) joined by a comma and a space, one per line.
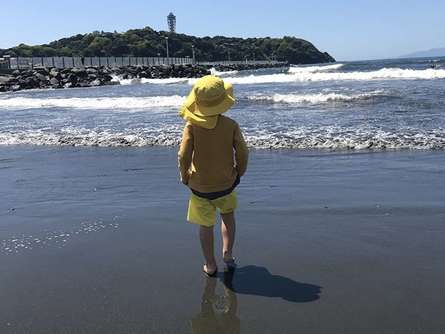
1, 0, 444, 60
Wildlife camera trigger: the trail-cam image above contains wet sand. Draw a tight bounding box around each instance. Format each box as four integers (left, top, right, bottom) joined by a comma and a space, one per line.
1, 146, 444, 333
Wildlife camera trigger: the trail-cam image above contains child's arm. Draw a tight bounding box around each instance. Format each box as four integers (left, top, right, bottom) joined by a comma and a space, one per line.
178, 123, 194, 185
234, 124, 249, 177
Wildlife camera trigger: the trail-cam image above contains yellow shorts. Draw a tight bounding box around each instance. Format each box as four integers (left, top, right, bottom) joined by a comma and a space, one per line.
187, 191, 237, 227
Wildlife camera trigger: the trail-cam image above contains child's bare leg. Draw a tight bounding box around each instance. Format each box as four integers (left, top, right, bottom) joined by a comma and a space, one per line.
199, 226, 217, 273
221, 211, 236, 260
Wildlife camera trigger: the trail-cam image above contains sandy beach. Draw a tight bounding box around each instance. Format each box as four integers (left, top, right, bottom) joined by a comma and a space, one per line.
1, 146, 444, 333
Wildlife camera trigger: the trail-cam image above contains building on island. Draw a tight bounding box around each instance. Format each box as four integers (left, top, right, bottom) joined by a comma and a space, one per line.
167, 12, 176, 33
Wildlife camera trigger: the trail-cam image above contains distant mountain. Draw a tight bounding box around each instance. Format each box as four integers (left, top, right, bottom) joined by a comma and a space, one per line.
0, 26, 335, 65
401, 47, 445, 59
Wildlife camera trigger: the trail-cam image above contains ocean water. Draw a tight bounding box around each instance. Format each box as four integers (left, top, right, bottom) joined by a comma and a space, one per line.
1, 57, 445, 150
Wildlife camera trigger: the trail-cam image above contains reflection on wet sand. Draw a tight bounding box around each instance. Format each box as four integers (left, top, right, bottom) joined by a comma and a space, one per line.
191, 270, 240, 334
191, 266, 321, 333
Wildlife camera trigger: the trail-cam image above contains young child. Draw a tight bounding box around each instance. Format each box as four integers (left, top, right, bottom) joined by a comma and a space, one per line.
178, 75, 249, 277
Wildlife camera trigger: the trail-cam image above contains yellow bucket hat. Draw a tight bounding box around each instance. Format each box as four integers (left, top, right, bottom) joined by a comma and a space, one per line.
179, 75, 235, 129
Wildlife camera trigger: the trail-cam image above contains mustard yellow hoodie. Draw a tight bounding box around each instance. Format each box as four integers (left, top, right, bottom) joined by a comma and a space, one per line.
178, 115, 249, 193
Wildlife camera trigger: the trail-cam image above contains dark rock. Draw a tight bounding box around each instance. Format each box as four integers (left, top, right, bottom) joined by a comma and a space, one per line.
50, 68, 62, 80
50, 77, 60, 87
101, 74, 112, 82
71, 67, 87, 77
78, 81, 91, 87
19, 76, 38, 89
34, 68, 49, 75
7, 78, 18, 85
67, 73, 78, 84
90, 79, 101, 86
0, 75, 11, 84
35, 73, 47, 82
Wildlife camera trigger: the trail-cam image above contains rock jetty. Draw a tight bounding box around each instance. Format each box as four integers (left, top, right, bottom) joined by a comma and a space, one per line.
0, 62, 287, 92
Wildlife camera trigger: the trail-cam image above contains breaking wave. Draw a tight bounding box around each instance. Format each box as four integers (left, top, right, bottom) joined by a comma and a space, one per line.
1, 126, 444, 150
210, 67, 239, 76
288, 63, 345, 73
0, 96, 185, 110
140, 77, 190, 84
111, 75, 189, 85
0, 91, 387, 110
221, 67, 445, 84
105, 64, 445, 86
248, 90, 385, 104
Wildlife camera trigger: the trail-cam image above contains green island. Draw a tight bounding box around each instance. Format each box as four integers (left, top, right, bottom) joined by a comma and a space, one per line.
0, 26, 335, 64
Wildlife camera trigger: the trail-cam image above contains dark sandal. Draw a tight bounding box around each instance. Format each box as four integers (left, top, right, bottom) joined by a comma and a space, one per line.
203, 265, 218, 277
223, 257, 237, 270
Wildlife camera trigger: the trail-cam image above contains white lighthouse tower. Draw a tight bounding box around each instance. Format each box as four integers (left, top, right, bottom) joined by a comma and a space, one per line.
167, 12, 176, 33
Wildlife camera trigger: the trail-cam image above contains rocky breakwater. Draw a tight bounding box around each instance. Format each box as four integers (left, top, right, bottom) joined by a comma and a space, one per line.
113, 64, 210, 81
0, 65, 210, 92
0, 67, 116, 92
0, 62, 288, 92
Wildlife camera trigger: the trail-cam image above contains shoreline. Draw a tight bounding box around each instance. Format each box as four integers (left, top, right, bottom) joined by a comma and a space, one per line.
2, 142, 445, 153
1, 138, 443, 152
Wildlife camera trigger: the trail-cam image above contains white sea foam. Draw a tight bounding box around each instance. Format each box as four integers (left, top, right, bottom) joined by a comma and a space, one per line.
210, 67, 239, 76
111, 75, 189, 85
288, 63, 345, 73
1, 126, 444, 150
220, 67, 445, 84
0, 96, 185, 110
0, 127, 182, 147
243, 127, 445, 150
110, 75, 139, 86
140, 77, 190, 84
116, 78, 140, 85
248, 91, 385, 104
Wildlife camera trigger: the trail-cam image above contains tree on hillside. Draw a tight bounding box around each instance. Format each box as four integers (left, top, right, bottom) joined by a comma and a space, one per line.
84, 37, 112, 56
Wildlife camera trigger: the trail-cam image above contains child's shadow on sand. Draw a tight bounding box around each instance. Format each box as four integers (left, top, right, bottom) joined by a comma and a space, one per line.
220, 265, 322, 303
